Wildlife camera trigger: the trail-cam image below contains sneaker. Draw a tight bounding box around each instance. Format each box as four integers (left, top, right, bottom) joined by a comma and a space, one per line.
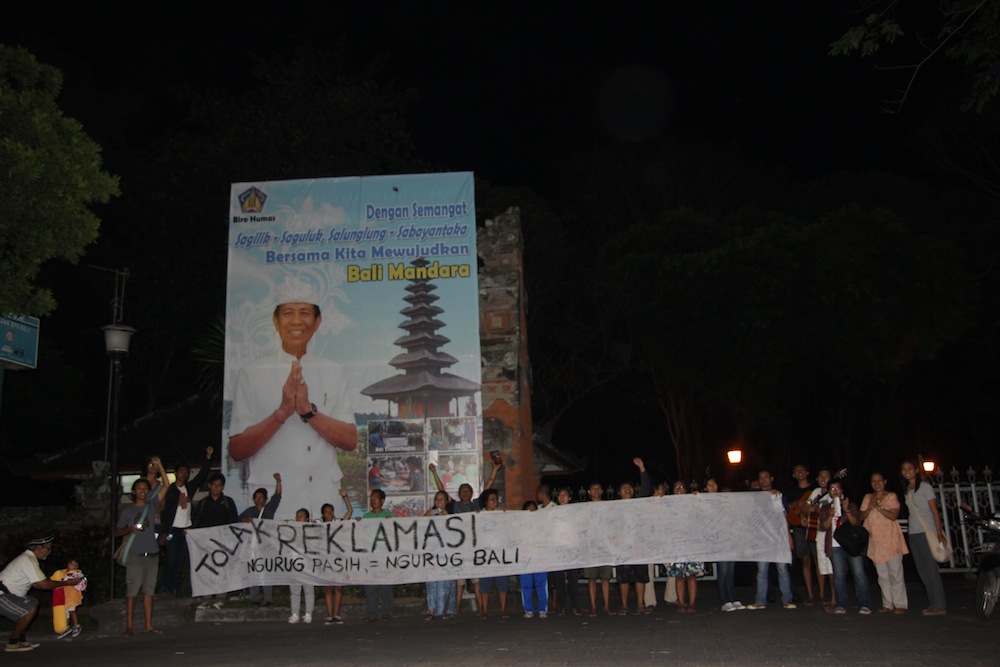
834, 607, 847, 615
71, 625, 82, 638
721, 602, 736, 612
783, 602, 797, 610
732, 601, 745, 610
746, 602, 766, 610
324, 617, 336, 626
5, 642, 35, 653
263, 601, 274, 607
57, 627, 74, 639
332, 616, 344, 625
859, 607, 872, 615
538, 611, 547, 619
303, 613, 312, 624
197, 601, 210, 610
523, 612, 534, 619
212, 601, 225, 610
288, 613, 300, 624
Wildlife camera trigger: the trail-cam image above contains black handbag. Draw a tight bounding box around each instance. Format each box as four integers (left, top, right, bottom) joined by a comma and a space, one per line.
834, 521, 869, 558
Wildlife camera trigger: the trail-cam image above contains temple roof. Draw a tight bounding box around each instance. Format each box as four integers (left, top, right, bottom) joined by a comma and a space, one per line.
360, 371, 480, 400
387, 348, 459, 369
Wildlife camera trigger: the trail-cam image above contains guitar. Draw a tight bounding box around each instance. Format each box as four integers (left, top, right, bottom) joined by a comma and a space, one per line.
788, 468, 847, 542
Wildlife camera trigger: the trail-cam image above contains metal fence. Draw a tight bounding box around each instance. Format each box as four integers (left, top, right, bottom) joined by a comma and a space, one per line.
926, 466, 998, 573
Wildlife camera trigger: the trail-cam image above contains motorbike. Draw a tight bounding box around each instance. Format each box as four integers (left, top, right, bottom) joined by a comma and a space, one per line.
961, 504, 1000, 620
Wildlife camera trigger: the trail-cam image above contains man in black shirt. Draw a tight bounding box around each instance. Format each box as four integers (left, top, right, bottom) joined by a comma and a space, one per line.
193, 473, 238, 609
159, 446, 214, 596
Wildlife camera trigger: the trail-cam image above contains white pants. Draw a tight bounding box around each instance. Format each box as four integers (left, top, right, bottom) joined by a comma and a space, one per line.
289, 584, 315, 615
873, 555, 908, 610
815, 532, 833, 576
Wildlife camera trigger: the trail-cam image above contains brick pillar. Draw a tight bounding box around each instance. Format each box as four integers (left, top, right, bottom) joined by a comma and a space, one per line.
479, 208, 536, 508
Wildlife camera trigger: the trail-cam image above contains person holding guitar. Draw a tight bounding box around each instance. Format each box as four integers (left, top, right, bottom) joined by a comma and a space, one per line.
786, 464, 818, 605
803, 468, 847, 608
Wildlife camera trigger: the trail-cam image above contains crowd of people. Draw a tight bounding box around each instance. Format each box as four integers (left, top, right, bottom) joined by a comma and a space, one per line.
1, 451, 954, 652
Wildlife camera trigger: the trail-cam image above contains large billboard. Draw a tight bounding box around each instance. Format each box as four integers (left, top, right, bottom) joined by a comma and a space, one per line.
224, 173, 481, 520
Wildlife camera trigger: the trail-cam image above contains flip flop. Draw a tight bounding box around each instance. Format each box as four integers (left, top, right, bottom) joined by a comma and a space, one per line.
144, 628, 164, 634
122, 628, 133, 638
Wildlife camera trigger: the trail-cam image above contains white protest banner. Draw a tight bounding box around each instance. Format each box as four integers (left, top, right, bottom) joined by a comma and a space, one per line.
187, 492, 791, 596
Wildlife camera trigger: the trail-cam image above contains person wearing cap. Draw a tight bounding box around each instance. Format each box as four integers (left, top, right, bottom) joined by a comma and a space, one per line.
0, 534, 81, 652
238, 472, 283, 606
229, 276, 358, 520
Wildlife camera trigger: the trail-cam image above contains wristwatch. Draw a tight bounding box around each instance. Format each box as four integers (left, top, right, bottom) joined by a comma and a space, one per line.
299, 403, 318, 423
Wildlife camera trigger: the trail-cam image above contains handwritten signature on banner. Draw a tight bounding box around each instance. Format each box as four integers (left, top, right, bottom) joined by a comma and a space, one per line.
186, 492, 791, 596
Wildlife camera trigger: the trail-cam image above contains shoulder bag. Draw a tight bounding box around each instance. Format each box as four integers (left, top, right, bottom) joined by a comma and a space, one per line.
907, 489, 953, 563
115, 503, 151, 567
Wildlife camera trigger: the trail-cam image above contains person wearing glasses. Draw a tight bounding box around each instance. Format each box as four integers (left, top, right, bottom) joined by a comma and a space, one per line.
0, 533, 81, 652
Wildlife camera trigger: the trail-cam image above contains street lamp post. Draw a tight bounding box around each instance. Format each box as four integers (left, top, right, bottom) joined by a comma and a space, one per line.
104, 323, 135, 601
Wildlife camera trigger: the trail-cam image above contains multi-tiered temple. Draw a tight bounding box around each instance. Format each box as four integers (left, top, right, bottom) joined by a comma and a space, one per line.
361, 257, 481, 418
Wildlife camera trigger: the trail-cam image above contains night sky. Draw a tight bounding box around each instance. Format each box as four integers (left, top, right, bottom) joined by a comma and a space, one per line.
4, 2, 909, 189
3, 2, 990, 494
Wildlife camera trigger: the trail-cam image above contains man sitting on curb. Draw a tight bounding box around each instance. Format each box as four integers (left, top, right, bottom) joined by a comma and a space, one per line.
0, 533, 82, 652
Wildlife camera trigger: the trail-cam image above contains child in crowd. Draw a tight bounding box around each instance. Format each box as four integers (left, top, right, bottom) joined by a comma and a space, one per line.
51, 557, 86, 638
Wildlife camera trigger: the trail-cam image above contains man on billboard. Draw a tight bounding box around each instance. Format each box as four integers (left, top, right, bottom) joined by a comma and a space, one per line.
229, 277, 357, 519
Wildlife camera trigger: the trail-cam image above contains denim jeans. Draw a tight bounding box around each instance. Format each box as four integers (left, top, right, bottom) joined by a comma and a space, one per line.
162, 528, 188, 593
716, 561, 736, 604
831, 547, 872, 609
755, 561, 792, 604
